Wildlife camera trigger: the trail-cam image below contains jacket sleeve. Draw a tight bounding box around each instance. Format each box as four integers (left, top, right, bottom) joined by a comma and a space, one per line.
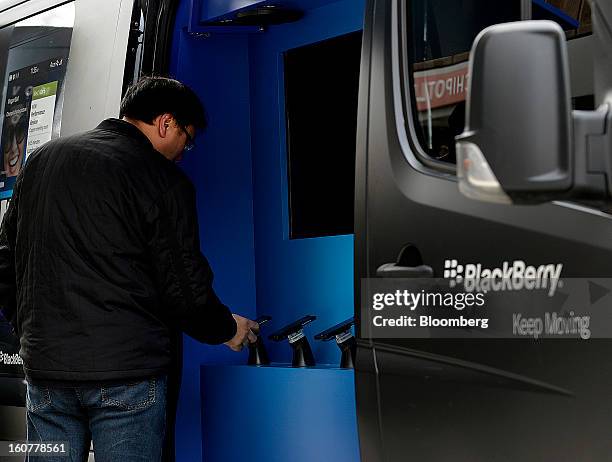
0, 174, 21, 333
145, 178, 237, 344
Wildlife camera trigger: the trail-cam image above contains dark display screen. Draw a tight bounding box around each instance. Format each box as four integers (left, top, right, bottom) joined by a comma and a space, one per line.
0, 27, 72, 195
284, 31, 361, 239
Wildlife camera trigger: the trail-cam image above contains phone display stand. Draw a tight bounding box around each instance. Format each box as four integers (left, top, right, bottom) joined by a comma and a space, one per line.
268, 315, 316, 367
314, 317, 356, 369
248, 315, 272, 366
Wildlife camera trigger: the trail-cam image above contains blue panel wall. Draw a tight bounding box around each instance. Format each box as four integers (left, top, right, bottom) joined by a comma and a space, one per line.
171, 3, 257, 461
170, 0, 364, 460
248, 0, 364, 365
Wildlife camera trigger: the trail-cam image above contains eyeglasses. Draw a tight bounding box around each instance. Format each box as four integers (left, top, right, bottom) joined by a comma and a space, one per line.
178, 124, 195, 151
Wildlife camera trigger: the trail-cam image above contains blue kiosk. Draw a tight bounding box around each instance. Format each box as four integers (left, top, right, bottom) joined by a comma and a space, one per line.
169, 1, 364, 460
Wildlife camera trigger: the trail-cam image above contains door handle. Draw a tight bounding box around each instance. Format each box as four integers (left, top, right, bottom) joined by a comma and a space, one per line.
376, 244, 434, 278
376, 263, 433, 278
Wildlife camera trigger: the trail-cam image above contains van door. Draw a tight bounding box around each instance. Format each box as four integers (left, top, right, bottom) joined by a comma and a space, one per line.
355, 0, 612, 460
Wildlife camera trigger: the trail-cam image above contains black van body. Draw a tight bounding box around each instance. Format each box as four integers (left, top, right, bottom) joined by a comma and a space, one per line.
355, 0, 612, 460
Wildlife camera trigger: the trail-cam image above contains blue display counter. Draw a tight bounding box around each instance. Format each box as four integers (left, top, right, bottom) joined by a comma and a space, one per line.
200, 364, 360, 462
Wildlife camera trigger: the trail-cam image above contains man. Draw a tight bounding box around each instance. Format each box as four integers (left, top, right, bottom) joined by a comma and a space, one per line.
0, 76, 258, 461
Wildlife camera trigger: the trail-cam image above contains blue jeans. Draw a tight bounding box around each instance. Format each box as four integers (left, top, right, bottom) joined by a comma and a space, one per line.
25, 375, 167, 462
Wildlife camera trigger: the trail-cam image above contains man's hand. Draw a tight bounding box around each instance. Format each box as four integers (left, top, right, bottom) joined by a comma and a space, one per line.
224, 314, 259, 352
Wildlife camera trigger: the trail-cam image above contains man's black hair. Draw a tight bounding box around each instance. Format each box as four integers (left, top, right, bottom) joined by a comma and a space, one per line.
120, 76, 207, 130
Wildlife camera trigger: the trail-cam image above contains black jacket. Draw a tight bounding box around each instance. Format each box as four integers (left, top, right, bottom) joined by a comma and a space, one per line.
0, 119, 237, 381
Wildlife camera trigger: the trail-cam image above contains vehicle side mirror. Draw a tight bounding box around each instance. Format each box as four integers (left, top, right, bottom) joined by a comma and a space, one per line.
456, 21, 573, 204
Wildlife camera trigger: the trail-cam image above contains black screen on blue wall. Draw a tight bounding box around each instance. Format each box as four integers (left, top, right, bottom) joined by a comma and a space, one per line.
284, 31, 362, 239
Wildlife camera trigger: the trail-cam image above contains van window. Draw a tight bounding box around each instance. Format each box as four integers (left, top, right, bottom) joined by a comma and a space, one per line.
406, 0, 593, 165
0, 2, 75, 197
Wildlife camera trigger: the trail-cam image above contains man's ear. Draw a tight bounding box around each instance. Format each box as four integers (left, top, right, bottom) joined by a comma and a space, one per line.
156, 113, 174, 138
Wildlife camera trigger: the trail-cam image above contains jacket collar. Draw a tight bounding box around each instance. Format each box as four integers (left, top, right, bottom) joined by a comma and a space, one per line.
96, 118, 154, 150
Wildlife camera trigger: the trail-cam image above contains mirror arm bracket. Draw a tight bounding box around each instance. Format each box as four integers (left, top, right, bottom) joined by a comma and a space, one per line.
570, 104, 611, 199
